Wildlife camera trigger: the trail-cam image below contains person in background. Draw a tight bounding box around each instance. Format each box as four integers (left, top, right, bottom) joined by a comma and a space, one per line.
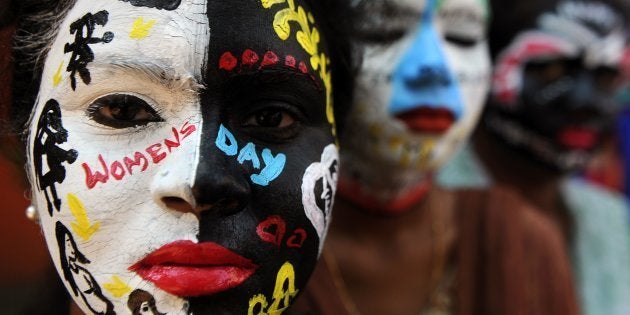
438, 1, 630, 314
290, 0, 579, 314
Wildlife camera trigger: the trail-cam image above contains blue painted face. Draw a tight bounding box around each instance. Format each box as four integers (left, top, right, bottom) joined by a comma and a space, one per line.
390, 0, 464, 121
340, 0, 491, 213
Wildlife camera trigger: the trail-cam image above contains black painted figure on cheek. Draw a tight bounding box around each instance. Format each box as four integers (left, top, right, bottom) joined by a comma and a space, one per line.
55, 222, 115, 315
15, 0, 350, 314
33, 99, 78, 216
486, 0, 627, 172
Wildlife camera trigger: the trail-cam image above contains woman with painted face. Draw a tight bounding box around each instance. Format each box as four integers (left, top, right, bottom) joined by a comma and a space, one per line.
10, 0, 353, 313
439, 0, 630, 314
290, 0, 579, 314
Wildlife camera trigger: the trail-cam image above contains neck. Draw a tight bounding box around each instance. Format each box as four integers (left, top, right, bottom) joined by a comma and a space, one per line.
473, 126, 573, 240
325, 186, 457, 315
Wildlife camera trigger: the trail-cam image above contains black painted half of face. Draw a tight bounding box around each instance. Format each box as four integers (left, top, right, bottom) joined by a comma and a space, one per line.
189, 1, 334, 314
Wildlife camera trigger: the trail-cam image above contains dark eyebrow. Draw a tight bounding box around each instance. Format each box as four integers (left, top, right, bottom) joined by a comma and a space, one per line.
224, 65, 323, 91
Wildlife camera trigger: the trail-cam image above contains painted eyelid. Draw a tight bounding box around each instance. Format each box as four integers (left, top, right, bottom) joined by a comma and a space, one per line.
439, 10, 487, 42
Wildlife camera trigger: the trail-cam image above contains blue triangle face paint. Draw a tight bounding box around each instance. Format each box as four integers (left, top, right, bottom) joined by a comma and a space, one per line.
389, 0, 464, 120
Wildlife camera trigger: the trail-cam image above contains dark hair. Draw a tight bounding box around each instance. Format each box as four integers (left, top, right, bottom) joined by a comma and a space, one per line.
10, 0, 355, 146
11, 0, 76, 148
307, 0, 356, 139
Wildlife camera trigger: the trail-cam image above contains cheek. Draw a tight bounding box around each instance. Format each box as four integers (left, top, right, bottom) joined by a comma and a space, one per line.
444, 44, 491, 121
356, 41, 410, 111
28, 98, 200, 312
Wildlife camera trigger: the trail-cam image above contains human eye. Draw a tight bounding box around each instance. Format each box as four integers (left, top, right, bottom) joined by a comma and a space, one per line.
440, 6, 486, 47
87, 93, 164, 128
593, 66, 621, 93
351, 2, 420, 45
525, 58, 575, 84
241, 101, 303, 142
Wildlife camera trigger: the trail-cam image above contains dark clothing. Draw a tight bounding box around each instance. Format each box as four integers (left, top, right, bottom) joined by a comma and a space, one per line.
291, 186, 580, 315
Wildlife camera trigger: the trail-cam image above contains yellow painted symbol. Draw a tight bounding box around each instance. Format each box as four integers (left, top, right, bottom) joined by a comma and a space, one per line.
129, 17, 157, 39
389, 136, 404, 151
248, 261, 298, 315
67, 193, 100, 241
103, 275, 132, 298
53, 61, 64, 87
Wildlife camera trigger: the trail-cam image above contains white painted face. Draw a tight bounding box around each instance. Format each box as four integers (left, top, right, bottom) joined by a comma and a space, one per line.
28, 1, 207, 313
340, 0, 491, 212
26, 0, 339, 313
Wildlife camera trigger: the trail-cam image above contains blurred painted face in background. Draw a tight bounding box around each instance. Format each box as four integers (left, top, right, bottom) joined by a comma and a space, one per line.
488, 0, 626, 171
340, 0, 491, 214
26, 0, 339, 314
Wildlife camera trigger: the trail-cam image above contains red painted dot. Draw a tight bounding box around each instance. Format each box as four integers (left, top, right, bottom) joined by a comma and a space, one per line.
260, 51, 280, 67
242, 49, 259, 66
285, 55, 296, 67
219, 52, 237, 71
298, 61, 309, 74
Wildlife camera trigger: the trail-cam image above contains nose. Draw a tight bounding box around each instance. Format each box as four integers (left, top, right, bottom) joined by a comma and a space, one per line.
190, 150, 251, 217
388, 2, 464, 120
151, 136, 250, 219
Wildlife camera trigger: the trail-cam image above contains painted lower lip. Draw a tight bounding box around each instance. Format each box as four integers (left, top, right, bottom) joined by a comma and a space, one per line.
129, 240, 258, 297
396, 107, 455, 134
557, 126, 597, 150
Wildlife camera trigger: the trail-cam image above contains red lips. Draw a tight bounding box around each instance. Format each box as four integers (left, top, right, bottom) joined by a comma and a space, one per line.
396, 107, 455, 134
129, 240, 258, 297
557, 126, 598, 150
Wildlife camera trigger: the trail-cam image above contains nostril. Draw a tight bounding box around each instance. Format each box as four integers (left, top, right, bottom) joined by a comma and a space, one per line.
196, 198, 244, 217
215, 199, 242, 213
162, 196, 195, 214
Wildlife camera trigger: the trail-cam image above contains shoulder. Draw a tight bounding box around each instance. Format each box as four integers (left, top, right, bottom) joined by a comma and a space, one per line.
456, 185, 579, 315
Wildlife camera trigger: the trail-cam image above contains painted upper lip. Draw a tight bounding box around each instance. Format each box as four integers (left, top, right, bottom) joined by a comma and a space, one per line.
396, 106, 455, 134
129, 240, 258, 297
556, 126, 598, 150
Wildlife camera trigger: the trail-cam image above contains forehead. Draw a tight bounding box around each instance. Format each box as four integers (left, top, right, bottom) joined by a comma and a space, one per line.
55, 0, 322, 80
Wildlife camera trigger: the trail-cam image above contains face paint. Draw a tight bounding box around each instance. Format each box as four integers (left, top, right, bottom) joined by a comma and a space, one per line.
26, 0, 337, 314
488, 0, 625, 172
340, 0, 491, 213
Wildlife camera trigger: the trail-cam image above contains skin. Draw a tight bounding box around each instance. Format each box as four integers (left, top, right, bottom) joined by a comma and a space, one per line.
314, 0, 490, 314
476, 0, 626, 238
340, 0, 491, 213
26, 0, 339, 314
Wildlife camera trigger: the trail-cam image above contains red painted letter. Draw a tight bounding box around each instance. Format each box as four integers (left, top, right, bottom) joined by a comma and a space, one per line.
83, 154, 110, 189
146, 143, 167, 164
124, 152, 149, 175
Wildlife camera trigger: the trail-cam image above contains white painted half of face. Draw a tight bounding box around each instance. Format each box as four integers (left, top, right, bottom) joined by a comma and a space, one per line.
301, 144, 339, 254
342, 0, 491, 202
27, 0, 208, 313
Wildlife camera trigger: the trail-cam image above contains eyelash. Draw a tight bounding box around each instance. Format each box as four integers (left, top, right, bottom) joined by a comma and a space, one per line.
239, 100, 305, 143
86, 93, 164, 129
444, 34, 481, 47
